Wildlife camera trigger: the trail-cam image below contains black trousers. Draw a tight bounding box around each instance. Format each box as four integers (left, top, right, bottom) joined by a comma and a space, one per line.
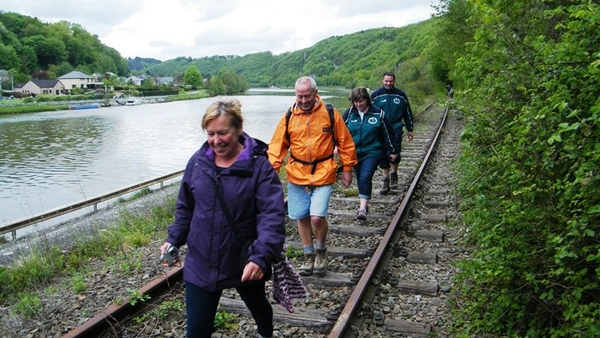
185, 281, 273, 338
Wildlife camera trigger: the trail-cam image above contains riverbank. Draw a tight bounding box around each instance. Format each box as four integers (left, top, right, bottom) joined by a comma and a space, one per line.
0, 90, 209, 115
0, 182, 186, 336
0, 183, 180, 267
0, 104, 70, 114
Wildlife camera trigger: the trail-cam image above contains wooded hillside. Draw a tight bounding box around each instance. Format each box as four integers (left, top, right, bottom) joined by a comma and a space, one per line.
137, 18, 442, 93
0, 11, 129, 84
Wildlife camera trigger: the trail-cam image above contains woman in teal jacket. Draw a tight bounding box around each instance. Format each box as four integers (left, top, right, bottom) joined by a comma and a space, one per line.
342, 87, 397, 220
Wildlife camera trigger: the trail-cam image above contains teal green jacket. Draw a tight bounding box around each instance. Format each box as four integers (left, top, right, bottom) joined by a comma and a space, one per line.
371, 86, 414, 133
342, 105, 397, 161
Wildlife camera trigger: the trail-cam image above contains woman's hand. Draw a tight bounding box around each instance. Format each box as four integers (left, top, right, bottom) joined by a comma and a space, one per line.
241, 261, 264, 282
159, 242, 180, 267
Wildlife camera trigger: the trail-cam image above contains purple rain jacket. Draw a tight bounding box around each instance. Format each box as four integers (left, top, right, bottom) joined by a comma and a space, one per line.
165, 132, 286, 291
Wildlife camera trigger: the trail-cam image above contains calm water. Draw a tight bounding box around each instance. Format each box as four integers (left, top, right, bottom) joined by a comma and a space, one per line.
0, 89, 349, 237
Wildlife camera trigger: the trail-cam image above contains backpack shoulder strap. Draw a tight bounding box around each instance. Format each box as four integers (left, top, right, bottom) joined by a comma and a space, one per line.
325, 103, 336, 146
284, 107, 293, 142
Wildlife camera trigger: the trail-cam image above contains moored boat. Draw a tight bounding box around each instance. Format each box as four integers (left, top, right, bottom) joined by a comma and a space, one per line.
125, 97, 142, 106
70, 103, 100, 110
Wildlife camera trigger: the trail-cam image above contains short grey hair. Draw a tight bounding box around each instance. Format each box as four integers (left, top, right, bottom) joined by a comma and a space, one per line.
295, 76, 317, 92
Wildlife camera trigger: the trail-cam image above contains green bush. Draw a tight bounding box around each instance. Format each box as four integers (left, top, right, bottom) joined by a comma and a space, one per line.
445, 0, 600, 337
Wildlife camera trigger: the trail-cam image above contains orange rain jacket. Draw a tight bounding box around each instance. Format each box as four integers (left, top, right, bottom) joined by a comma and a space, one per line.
268, 95, 357, 186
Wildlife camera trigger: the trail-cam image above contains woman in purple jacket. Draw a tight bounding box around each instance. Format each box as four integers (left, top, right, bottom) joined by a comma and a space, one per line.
160, 99, 286, 338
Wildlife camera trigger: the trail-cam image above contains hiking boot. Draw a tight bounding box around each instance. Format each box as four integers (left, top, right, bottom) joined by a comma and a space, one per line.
356, 208, 367, 220
298, 252, 315, 276
313, 248, 328, 274
390, 172, 398, 189
379, 177, 390, 195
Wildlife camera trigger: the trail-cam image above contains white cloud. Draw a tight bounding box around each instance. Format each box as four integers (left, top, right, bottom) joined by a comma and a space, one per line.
0, 0, 437, 61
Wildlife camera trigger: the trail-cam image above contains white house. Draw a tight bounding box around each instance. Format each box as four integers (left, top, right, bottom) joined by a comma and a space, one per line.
125, 75, 143, 86
16, 79, 65, 96
58, 71, 104, 91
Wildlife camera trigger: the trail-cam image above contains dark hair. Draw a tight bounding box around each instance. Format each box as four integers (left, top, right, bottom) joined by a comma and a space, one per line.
383, 71, 395, 80
348, 87, 372, 106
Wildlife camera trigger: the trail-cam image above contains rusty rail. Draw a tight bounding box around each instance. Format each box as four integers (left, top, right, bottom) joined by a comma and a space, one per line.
327, 107, 449, 338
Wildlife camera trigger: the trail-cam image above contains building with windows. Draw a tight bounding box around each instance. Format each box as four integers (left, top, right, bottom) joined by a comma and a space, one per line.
16, 79, 65, 96
58, 71, 104, 92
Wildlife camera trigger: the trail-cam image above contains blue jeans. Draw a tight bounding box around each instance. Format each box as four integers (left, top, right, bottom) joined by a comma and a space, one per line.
287, 183, 333, 219
185, 282, 273, 338
354, 156, 380, 200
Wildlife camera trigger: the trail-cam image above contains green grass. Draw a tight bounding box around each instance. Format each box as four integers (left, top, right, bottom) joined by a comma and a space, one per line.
0, 194, 177, 315
0, 104, 70, 115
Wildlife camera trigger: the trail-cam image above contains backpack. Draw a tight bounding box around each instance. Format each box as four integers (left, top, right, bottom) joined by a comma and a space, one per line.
284, 103, 337, 174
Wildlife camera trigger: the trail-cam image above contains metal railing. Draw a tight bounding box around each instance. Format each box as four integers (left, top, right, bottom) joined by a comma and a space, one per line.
0, 170, 184, 240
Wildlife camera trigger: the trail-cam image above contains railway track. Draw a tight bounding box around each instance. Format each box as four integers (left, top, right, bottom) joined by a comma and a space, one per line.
63, 103, 466, 338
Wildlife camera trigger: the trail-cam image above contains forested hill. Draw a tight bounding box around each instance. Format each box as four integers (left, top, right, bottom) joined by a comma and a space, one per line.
1, 10, 444, 94
135, 18, 441, 90
0, 11, 130, 83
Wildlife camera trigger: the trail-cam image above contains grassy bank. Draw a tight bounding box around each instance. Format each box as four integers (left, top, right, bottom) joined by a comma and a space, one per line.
0, 189, 177, 313
0, 90, 210, 115
0, 104, 70, 115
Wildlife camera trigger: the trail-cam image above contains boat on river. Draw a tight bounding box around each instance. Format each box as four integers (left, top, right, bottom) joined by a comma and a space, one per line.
125, 97, 142, 106
70, 103, 100, 110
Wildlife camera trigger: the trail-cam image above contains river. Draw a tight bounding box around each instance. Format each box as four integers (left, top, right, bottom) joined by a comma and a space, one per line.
0, 89, 349, 238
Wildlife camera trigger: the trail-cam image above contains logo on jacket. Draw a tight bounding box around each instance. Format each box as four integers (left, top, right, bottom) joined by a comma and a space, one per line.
393, 98, 401, 104
368, 117, 378, 124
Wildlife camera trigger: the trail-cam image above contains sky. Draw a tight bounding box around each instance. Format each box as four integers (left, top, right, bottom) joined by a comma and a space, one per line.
0, 0, 439, 61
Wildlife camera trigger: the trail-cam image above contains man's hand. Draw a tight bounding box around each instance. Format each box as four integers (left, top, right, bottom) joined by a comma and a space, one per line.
407, 132, 414, 141
341, 170, 352, 188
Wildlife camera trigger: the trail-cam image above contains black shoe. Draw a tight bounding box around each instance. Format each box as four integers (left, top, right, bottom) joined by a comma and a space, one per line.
390, 172, 398, 189
379, 178, 390, 195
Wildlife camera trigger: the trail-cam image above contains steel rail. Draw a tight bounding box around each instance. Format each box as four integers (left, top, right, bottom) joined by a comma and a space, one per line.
0, 170, 184, 238
62, 264, 184, 338
327, 107, 449, 338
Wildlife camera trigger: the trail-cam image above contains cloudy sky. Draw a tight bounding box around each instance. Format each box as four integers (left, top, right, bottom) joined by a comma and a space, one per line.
0, 0, 439, 61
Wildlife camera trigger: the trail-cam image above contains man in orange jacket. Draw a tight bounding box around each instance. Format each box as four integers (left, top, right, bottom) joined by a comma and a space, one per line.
268, 76, 357, 276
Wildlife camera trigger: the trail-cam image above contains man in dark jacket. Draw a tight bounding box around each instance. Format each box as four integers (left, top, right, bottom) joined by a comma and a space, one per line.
371, 72, 414, 194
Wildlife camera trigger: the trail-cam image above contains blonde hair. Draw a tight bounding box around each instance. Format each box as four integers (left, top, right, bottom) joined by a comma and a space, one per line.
201, 99, 244, 131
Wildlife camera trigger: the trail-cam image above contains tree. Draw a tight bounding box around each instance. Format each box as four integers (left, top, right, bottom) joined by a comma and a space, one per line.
142, 77, 154, 88
208, 76, 226, 96
22, 35, 68, 69
0, 43, 19, 70
183, 65, 203, 89
56, 61, 74, 76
